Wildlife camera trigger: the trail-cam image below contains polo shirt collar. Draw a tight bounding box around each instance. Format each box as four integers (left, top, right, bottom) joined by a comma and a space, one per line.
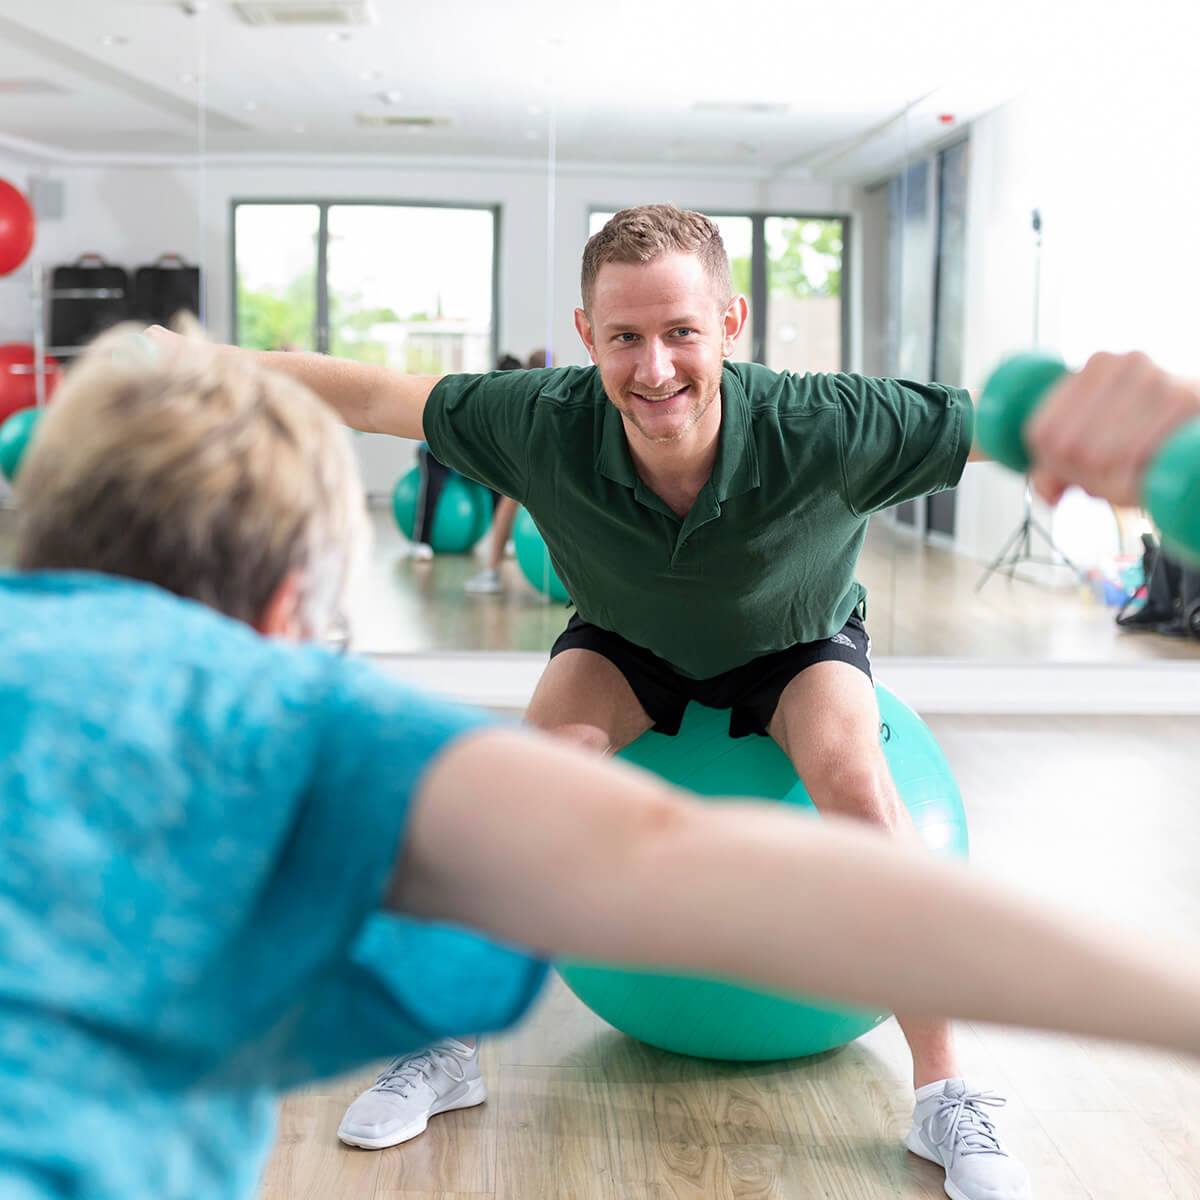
594, 362, 760, 501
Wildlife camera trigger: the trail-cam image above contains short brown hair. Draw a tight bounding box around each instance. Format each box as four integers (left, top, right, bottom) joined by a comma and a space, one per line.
15, 322, 366, 634
580, 204, 731, 313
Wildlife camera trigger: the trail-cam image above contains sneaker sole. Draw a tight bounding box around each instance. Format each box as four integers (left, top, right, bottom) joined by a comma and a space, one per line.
337, 1078, 488, 1150
909, 1129, 989, 1200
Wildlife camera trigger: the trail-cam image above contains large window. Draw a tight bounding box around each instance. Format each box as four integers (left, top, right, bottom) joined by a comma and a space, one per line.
588, 209, 847, 372
233, 201, 498, 373
764, 217, 845, 374
884, 136, 971, 537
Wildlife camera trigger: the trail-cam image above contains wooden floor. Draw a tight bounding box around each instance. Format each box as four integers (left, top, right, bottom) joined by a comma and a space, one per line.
262, 714, 1200, 1199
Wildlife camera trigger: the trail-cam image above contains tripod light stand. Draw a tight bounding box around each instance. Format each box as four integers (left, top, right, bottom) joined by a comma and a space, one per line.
976, 209, 1081, 591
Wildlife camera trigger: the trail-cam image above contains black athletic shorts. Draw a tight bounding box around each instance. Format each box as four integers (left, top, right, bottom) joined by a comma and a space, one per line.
549, 611, 873, 738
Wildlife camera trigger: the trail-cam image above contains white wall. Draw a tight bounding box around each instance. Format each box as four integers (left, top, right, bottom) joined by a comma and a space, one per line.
947, 43, 1200, 566
0, 155, 867, 494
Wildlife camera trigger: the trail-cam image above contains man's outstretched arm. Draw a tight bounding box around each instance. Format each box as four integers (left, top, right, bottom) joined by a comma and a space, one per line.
145, 326, 440, 440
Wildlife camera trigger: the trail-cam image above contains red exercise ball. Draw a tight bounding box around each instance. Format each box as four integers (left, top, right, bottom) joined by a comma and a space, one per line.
0, 344, 60, 423
0, 180, 35, 275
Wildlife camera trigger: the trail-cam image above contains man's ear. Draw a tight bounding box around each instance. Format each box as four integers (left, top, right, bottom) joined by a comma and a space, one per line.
722, 294, 750, 358
574, 308, 598, 363
254, 570, 306, 640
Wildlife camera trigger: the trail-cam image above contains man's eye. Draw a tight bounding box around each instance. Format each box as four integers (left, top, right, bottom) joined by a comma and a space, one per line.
674, 328, 695, 337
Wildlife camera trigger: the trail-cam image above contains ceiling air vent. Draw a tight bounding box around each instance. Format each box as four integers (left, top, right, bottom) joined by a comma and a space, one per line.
355, 114, 452, 129
232, 1, 377, 26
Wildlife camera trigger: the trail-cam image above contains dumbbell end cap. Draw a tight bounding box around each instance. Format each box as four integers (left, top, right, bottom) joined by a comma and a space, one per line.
976, 352, 1068, 473
1146, 419, 1200, 565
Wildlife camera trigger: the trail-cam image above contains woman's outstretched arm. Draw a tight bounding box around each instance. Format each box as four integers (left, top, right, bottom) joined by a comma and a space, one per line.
392, 727, 1200, 1058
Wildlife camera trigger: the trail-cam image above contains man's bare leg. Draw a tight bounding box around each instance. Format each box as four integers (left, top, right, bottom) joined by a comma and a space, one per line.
524, 648, 653, 755
767, 662, 959, 1090
765, 665, 1036, 1198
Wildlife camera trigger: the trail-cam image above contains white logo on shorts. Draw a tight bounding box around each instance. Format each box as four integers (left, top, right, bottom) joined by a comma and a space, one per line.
831, 632, 856, 649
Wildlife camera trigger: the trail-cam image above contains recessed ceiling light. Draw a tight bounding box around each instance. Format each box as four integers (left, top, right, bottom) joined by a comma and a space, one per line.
691, 101, 789, 115
354, 113, 450, 129
327, 30, 352, 41
99, 34, 128, 47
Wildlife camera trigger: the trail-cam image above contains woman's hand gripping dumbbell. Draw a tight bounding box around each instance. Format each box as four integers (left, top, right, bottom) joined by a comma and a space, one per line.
975, 351, 1200, 561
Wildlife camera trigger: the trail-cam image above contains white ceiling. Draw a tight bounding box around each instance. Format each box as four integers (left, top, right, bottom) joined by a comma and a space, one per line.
0, 0, 1185, 181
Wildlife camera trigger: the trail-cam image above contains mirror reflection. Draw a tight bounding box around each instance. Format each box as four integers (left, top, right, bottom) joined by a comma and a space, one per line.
0, 2, 1197, 668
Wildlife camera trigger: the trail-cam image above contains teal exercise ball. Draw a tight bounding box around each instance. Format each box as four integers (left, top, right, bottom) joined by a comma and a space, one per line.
513, 507, 569, 602
0, 405, 41, 482
391, 467, 491, 554
557, 685, 968, 1061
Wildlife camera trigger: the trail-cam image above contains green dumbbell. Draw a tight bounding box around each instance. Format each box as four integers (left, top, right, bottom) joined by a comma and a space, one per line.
976, 351, 1200, 562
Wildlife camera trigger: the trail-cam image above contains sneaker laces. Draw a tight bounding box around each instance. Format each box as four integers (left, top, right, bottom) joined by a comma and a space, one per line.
372, 1043, 465, 1098
926, 1085, 1009, 1159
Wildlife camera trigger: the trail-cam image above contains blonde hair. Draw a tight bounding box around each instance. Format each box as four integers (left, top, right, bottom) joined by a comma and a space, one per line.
15, 322, 367, 635
580, 204, 731, 313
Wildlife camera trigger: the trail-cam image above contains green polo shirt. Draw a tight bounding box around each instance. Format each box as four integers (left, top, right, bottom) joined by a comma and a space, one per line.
423, 360, 971, 678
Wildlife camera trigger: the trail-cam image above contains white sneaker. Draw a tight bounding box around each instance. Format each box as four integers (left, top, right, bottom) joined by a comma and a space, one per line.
337, 1039, 486, 1150
464, 567, 502, 594
906, 1078, 1032, 1200
409, 542, 434, 561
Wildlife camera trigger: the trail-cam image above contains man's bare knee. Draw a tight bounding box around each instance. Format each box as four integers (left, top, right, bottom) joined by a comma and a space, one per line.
535, 721, 615, 756
804, 758, 910, 833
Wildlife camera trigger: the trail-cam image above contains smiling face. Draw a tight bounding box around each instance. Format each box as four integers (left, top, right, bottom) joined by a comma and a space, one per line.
574, 252, 748, 452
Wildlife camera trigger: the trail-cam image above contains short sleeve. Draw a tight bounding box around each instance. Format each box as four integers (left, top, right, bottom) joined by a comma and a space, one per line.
195, 659, 549, 1088
423, 369, 553, 501
832, 375, 973, 516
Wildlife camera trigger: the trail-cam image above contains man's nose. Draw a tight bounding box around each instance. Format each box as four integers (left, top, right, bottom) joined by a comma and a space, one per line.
634, 339, 674, 389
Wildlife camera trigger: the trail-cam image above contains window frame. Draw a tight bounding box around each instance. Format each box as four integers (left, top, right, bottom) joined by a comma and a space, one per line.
230, 198, 502, 364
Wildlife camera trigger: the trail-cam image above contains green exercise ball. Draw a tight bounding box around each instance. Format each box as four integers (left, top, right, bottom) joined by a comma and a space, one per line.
0, 405, 41, 482
557, 685, 968, 1061
391, 466, 491, 554
513, 506, 569, 602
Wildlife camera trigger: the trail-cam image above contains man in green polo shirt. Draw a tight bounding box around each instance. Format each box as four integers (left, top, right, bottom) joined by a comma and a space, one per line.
154, 205, 1025, 1200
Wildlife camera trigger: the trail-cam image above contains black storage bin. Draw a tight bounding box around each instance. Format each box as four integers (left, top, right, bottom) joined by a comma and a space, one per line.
48, 254, 130, 348
132, 254, 201, 326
